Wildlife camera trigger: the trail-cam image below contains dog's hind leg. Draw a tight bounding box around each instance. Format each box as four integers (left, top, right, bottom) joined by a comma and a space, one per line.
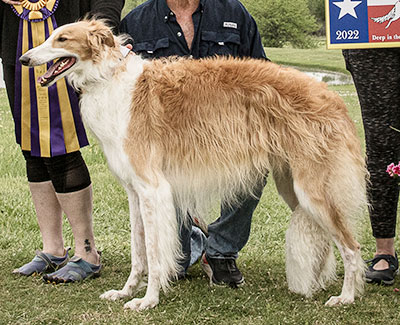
100, 187, 148, 302
291, 156, 365, 306
123, 174, 182, 311
324, 238, 365, 306
274, 170, 336, 297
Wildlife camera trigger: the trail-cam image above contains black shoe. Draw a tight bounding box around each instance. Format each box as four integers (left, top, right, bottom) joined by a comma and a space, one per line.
365, 253, 399, 285
200, 253, 244, 288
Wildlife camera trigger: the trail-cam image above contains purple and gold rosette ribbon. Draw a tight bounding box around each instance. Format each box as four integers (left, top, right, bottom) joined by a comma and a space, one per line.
12, 0, 88, 157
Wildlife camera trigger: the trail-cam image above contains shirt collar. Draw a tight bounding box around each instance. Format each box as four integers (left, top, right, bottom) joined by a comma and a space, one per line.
158, 0, 206, 23
158, 0, 173, 22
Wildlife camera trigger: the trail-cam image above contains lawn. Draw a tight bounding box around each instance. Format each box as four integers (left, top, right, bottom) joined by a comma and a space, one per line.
1, 48, 400, 324
264, 46, 348, 74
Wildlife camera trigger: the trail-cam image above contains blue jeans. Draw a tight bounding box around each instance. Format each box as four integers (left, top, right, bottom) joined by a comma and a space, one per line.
179, 177, 267, 272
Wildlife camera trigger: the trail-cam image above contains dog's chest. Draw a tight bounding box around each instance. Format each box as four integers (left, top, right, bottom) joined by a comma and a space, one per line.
80, 87, 130, 138
80, 90, 136, 182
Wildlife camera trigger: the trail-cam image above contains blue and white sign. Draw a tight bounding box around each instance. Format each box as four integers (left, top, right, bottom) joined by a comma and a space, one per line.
326, 0, 400, 49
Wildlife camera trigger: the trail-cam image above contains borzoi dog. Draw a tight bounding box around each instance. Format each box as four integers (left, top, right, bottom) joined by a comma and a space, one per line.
20, 20, 367, 311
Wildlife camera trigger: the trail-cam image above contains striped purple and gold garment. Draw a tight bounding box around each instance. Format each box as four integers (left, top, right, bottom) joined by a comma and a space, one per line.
12, 0, 88, 157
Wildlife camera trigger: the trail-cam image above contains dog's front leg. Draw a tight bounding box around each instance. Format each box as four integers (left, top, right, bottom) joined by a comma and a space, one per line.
100, 187, 148, 301
124, 176, 181, 311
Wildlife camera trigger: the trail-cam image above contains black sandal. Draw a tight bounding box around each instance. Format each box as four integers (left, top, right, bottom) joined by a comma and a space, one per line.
365, 253, 399, 285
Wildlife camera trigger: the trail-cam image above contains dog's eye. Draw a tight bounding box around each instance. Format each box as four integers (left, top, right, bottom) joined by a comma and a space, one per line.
57, 37, 67, 42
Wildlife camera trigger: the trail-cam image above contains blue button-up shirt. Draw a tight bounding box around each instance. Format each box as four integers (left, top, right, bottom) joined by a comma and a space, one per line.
120, 0, 267, 60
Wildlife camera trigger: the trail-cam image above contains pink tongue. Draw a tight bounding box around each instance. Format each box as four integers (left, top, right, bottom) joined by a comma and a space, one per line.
37, 57, 76, 84
44, 63, 59, 78
37, 62, 59, 84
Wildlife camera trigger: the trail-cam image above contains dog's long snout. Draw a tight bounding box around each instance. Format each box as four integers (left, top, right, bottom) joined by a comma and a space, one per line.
19, 54, 31, 66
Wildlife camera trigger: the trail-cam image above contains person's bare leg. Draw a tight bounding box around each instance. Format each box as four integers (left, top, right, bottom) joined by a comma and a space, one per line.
29, 181, 65, 256
56, 184, 100, 265
13, 181, 68, 275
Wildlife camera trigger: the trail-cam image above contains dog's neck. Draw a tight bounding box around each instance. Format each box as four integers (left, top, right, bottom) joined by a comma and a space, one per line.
67, 48, 125, 91
76, 54, 145, 150
67, 62, 115, 92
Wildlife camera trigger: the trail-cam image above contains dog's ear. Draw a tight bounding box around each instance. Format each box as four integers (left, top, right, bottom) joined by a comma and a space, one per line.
85, 21, 116, 62
99, 27, 115, 48
87, 20, 115, 49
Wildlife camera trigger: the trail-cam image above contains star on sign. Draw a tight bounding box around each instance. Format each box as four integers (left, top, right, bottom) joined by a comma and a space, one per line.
333, 0, 362, 19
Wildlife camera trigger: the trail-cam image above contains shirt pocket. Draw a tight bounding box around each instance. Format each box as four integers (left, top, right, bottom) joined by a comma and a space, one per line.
200, 31, 241, 57
132, 37, 169, 58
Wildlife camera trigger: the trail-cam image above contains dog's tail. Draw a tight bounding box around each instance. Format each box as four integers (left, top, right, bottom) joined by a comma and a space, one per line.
286, 206, 337, 297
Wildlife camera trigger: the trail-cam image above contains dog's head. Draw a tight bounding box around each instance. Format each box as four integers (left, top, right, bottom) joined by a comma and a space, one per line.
19, 19, 116, 87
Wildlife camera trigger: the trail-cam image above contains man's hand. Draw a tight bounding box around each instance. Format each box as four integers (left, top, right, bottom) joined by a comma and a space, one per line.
2, 0, 22, 5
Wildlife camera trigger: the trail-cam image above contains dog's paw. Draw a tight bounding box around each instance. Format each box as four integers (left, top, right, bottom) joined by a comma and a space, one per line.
99, 289, 130, 301
124, 297, 159, 311
325, 295, 354, 306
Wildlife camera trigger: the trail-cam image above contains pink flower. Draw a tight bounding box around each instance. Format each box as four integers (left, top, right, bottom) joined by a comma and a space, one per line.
387, 162, 400, 178
387, 163, 395, 177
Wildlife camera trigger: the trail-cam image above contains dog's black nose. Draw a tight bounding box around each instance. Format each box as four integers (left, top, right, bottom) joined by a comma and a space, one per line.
19, 55, 30, 66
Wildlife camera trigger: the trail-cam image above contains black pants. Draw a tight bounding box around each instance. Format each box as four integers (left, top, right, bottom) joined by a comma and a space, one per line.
22, 150, 91, 193
343, 48, 400, 238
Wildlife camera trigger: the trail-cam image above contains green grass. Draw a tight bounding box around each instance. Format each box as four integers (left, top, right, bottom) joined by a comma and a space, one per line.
1, 50, 400, 325
265, 45, 348, 74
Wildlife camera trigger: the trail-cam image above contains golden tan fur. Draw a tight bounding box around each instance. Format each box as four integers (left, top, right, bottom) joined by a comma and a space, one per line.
127, 57, 360, 175
124, 57, 365, 249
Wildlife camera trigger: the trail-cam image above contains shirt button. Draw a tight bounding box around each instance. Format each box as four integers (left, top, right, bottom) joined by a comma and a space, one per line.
170, 11, 174, 16
177, 32, 182, 37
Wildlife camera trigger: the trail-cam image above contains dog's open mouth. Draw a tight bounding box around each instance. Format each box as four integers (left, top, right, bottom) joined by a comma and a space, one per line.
38, 57, 76, 86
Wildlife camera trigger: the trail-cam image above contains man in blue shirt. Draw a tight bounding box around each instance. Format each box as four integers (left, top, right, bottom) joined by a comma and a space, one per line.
120, 0, 268, 287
